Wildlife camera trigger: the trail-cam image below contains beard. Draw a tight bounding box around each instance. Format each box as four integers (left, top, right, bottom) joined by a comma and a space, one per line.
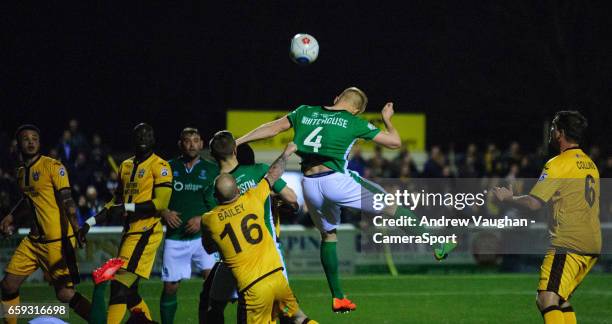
549, 136, 561, 151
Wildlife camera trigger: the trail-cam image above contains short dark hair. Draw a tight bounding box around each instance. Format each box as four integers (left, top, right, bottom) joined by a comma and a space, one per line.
552, 110, 588, 143
180, 127, 200, 139
15, 124, 40, 141
236, 144, 255, 165
209, 130, 236, 161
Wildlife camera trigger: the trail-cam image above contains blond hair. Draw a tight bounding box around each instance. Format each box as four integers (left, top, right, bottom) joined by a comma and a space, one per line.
338, 87, 368, 114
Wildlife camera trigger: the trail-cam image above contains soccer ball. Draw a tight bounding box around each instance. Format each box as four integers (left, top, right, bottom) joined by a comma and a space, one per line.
290, 33, 319, 65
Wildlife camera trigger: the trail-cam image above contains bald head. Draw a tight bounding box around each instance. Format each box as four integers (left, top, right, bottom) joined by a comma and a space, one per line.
214, 173, 239, 203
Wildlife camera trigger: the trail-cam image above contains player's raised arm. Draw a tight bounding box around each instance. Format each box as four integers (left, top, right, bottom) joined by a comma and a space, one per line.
491, 185, 543, 211
372, 102, 401, 149
265, 142, 297, 187
236, 116, 292, 146
278, 186, 299, 210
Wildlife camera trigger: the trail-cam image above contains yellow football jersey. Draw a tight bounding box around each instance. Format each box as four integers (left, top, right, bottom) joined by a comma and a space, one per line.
117, 153, 172, 233
202, 179, 283, 291
17, 155, 72, 241
530, 148, 601, 254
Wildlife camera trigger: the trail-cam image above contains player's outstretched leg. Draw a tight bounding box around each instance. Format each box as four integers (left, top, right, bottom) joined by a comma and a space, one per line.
90, 258, 124, 324
319, 231, 356, 313
107, 271, 155, 324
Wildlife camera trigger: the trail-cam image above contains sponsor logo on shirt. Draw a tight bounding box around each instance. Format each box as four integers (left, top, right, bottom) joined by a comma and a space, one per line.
198, 170, 207, 180
538, 172, 548, 181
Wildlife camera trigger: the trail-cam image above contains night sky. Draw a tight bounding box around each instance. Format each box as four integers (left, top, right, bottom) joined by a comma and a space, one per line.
3, 1, 612, 154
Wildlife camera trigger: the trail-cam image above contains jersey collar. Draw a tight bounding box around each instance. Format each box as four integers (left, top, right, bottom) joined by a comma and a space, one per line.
182, 156, 201, 174
24, 154, 42, 169
562, 146, 581, 153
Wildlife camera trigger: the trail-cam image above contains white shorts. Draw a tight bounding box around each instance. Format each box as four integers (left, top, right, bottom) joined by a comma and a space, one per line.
209, 241, 287, 301
302, 170, 385, 232
161, 238, 217, 282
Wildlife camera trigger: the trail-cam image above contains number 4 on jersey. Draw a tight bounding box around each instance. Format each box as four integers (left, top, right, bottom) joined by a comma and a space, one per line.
304, 126, 323, 152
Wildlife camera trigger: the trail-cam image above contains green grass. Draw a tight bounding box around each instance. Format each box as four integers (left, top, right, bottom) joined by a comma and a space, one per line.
15, 273, 612, 323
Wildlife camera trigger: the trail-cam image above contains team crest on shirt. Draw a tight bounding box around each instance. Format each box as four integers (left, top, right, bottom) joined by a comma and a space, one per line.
138, 169, 146, 178
198, 169, 207, 179
59, 168, 66, 177
32, 171, 40, 181
161, 168, 168, 177
173, 170, 179, 177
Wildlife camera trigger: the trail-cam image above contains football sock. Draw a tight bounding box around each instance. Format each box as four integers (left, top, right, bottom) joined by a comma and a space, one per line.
107, 303, 127, 324
320, 241, 343, 299
129, 298, 152, 320
160, 292, 177, 324
1, 293, 19, 324
90, 282, 109, 324
108, 280, 130, 324
69, 291, 92, 321
541, 306, 564, 324
561, 306, 576, 324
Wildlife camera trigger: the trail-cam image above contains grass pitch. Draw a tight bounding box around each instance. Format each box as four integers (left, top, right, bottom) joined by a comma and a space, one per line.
16, 273, 612, 323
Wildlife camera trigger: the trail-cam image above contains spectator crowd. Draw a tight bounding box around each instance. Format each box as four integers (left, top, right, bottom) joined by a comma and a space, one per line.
1, 119, 612, 226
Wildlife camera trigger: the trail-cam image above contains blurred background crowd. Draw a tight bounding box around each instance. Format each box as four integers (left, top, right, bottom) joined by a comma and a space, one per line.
2, 118, 612, 227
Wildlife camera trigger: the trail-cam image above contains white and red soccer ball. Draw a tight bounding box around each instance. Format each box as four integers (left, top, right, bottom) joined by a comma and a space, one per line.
290, 33, 319, 65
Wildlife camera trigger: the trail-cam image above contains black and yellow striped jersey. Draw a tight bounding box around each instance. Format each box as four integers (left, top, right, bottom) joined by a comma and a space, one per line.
530, 148, 601, 254
117, 153, 172, 233
17, 155, 72, 241
202, 179, 283, 291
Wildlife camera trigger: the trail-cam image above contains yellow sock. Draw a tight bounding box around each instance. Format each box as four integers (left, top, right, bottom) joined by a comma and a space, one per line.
543, 308, 565, 324
1, 295, 19, 324
130, 299, 152, 320
107, 303, 127, 324
561, 307, 576, 324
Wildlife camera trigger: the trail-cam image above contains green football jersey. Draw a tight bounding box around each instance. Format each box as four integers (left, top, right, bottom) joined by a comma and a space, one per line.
229, 163, 287, 238
287, 105, 381, 173
166, 157, 219, 240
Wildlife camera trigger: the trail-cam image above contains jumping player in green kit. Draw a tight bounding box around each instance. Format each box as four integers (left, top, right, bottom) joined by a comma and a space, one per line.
158, 127, 218, 324
236, 87, 457, 313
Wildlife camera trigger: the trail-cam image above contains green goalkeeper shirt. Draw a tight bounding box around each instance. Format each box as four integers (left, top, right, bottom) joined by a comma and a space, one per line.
166, 156, 219, 241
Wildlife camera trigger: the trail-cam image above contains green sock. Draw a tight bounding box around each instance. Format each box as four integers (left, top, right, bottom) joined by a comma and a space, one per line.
320, 241, 343, 299
90, 282, 108, 324
160, 292, 178, 324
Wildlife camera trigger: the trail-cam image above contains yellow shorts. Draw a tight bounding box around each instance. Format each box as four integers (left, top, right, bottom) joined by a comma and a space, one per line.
538, 248, 598, 301
5, 236, 79, 286
238, 269, 299, 324
118, 221, 163, 279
